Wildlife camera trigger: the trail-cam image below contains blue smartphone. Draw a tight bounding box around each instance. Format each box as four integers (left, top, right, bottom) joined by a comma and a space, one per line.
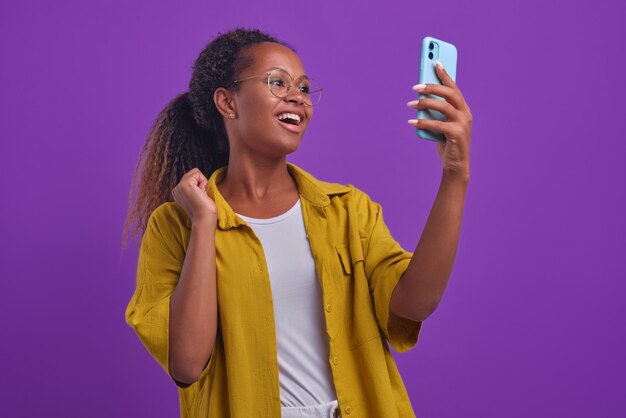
416, 36, 458, 143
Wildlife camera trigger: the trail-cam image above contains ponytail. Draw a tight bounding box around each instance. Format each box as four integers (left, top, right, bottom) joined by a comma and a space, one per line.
122, 28, 292, 250
121, 92, 228, 249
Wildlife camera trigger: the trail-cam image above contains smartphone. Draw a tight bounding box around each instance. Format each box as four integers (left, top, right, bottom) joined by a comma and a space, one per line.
416, 36, 458, 143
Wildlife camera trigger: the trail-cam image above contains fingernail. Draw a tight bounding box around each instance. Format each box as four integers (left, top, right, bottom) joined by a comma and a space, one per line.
436, 60, 444, 70
408, 119, 419, 125
412, 84, 426, 91
406, 100, 419, 107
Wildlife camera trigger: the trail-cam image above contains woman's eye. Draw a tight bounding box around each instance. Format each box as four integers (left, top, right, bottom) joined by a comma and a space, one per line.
299, 85, 310, 94
270, 78, 286, 87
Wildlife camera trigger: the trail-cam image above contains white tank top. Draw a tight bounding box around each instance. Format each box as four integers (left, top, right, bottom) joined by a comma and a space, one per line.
235, 198, 338, 407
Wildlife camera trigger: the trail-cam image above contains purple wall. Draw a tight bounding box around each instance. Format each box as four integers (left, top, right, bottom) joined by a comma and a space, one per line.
1, 0, 624, 416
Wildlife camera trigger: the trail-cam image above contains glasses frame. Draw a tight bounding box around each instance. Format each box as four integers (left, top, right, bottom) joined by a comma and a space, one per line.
226, 68, 323, 106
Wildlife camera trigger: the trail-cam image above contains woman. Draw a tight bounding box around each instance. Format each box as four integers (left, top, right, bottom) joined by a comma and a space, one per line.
124, 28, 472, 418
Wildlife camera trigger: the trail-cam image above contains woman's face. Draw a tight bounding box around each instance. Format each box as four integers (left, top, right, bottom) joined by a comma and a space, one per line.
225, 42, 314, 159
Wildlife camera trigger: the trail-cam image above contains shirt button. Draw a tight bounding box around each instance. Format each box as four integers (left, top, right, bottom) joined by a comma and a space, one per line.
345, 405, 352, 414
332, 356, 339, 365
325, 304, 332, 312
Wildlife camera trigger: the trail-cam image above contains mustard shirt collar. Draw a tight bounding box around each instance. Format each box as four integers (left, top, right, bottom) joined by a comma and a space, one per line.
205, 162, 350, 230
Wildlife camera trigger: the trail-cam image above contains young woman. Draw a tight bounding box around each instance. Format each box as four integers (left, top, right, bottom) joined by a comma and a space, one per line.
124, 28, 472, 418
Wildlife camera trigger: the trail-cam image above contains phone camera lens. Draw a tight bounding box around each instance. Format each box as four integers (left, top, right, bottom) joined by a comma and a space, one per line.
428, 52, 434, 59
429, 42, 434, 50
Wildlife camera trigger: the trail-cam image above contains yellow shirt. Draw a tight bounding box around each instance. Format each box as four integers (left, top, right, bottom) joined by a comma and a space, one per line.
125, 162, 423, 417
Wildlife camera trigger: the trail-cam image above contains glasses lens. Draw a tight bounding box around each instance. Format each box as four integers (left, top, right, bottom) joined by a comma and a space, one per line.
268, 69, 290, 98
300, 78, 322, 106
268, 69, 322, 106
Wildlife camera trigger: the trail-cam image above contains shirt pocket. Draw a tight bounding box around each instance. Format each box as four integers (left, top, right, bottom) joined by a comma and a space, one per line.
335, 244, 353, 275
335, 242, 364, 275
335, 244, 381, 348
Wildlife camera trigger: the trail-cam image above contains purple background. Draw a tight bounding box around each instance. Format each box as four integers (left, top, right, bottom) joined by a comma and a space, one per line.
1, 0, 624, 416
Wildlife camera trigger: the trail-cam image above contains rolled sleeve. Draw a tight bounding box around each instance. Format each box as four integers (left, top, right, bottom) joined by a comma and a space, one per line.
124, 203, 194, 389
357, 191, 422, 353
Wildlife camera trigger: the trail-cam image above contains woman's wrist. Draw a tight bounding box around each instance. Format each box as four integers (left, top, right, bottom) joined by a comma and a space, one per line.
442, 168, 470, 185
192, 213, 218, 230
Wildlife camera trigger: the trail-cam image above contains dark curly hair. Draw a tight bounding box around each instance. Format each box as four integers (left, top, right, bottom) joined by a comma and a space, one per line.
122, 28, 294, 249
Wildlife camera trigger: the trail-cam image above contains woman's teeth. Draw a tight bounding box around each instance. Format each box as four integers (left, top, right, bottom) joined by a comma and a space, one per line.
277, 113, 301, 125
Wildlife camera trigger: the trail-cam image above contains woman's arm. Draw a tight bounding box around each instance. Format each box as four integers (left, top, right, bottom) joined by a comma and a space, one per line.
390, 173, 468, 322
168, 214, 218, 385
397, 60, 473, 321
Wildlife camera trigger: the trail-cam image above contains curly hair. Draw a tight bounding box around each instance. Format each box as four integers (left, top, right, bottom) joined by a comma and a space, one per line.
122, 28, 294, 249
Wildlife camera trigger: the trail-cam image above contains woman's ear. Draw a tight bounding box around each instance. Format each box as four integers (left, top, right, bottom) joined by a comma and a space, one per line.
214, 87, 237, 119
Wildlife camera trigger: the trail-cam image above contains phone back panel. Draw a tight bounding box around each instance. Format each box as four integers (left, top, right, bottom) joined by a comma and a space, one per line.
416, 36, 457, 143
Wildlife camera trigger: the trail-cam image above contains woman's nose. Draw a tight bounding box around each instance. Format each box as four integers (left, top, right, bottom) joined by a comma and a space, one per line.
283, 86, 306, 105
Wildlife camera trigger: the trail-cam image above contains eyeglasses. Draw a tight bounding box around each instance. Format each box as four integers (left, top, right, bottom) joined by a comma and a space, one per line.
227, 68, 323, 106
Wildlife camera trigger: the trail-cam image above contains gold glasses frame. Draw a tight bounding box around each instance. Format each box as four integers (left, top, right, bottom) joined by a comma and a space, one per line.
226, 67, 323, 106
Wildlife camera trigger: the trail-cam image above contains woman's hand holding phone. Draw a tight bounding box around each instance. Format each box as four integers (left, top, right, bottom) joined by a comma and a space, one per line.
408, 57, 473, 180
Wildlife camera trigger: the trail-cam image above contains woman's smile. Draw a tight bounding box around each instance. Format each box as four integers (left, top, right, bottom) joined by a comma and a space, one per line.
275, 109, 304, 133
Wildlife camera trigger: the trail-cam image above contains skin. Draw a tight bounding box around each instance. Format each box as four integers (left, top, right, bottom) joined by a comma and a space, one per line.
166, 42, 314, 384
212, 42, 312, 217
392, 61, 473, 321
169, 170, 218, 384
168, 46, 473, 384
